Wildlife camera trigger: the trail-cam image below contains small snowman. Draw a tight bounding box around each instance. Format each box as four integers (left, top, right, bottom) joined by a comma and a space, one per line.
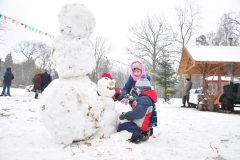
97, 73, 118, 137
39, 3, 102, 144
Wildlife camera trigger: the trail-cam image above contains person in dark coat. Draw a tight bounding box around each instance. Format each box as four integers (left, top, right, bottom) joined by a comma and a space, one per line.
181, 78, 192, 107
0, 67, 14, 96
41, 69, 51, 92
34, 72, 42, 99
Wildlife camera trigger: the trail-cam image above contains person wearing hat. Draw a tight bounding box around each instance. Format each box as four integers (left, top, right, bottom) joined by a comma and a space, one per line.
181, 78, 192, 107
98, 72, 122, 101
118, 74, 157, 143
34, 72, 42, 99
0, 67, 14, 96
120, 61, 151, 105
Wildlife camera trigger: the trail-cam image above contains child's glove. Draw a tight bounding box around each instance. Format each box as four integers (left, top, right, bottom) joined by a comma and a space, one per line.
119, 113, 126, 120
120, 98, 128, 105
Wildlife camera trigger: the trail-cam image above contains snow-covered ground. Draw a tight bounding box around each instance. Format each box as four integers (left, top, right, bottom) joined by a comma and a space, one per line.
0, 88, 240, 160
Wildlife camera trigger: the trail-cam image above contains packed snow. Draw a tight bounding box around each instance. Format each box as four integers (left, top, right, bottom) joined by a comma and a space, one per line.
1, 88, 240, 160
185, 46, 240, 62
40, 2, 100, 144
58, 3, 96, 38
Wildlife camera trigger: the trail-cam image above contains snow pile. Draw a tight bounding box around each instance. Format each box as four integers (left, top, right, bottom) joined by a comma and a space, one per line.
110, 130, 132, 145
97, 77, 118, 137
40, 3, 101, 144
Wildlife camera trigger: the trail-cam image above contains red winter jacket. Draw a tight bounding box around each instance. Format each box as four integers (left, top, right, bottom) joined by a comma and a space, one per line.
126, 90, 157, 131
34, 74, 42, 90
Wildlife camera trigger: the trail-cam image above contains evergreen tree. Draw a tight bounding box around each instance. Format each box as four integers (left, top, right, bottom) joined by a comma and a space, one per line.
155, 53, 178, 102
4, 52, 13, 68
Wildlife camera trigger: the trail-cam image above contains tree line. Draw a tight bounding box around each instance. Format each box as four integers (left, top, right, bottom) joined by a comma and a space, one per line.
0, 0, 239, 101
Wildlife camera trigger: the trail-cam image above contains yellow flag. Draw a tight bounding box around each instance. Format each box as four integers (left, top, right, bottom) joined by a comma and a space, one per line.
16, 21, 20, 25
42, 32, 44, 35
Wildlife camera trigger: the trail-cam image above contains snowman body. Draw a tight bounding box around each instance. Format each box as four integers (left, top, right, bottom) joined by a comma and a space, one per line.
39, 3, 101, 144
97, 77, 118, 137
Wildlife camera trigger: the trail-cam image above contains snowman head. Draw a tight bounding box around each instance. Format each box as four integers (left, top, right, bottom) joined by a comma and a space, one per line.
97, 77, 116, 98
58, 3, 96, 38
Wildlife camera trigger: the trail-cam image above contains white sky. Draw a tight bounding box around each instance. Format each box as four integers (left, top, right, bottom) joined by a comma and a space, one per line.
0, 0, 240, 64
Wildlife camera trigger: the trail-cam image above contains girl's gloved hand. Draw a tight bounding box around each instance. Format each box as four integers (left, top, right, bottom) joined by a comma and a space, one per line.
120, 98, 128, 105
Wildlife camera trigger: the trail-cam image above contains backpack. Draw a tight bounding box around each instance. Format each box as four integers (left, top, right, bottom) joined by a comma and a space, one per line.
150, 101, 157, 128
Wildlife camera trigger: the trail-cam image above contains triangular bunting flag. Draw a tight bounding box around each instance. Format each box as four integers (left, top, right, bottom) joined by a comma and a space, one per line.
35, 29, 38, 33
8, 17, 11, 20
12, 19, 15, 23
16, 21, 20, 25
21, 23, 24, 26
39, 31, 41, 34
42, 32, 44, 35
28, 26, 32, 30
25, 25, 27, 28
50, 35, 52, 38
0, 14, 2, 18
32, 28, 35, 31
4, 16, 7, 20
45, 33, 47, 36
53, 36, 54, 39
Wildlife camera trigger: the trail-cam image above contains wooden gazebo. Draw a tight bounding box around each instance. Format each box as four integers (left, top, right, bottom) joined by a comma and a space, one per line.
177, 46, 240, 111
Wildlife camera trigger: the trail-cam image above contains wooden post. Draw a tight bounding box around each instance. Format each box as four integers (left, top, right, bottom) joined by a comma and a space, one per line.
217, 64, 221, 95
188, 74, 191, 80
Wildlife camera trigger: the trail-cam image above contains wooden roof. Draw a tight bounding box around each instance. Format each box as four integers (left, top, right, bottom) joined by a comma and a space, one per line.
177, 46, 240, 76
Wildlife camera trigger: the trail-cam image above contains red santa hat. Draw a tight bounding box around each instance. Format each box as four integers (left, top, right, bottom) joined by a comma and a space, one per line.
101, 73, 112, 80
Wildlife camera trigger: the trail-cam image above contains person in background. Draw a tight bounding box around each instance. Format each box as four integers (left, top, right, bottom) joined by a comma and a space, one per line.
41, 69, 51, 92
97, 73, 122, 101
120, 61, 151, 105
118, 74, 157, 143
181, 78, 192, 107
34, 72, 42, 99
0, 67, 14, 96
47, 71, 53, 82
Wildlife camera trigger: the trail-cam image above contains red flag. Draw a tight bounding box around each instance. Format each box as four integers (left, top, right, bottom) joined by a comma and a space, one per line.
39, 31, 41, 34
25, 25, 27, 28
4, 16, 7, 20
12, 19, 15, 23
53, 36, 55, 39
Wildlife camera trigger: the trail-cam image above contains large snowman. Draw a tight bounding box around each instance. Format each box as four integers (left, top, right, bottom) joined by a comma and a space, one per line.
97, 75, 118, 137
39, 3, 102, 144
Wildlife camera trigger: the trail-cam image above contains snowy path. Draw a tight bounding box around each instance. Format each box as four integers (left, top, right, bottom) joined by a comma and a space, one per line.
0, 88, 240, 160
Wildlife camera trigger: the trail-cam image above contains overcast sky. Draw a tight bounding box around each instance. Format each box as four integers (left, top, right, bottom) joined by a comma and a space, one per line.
0, 0, 240, 64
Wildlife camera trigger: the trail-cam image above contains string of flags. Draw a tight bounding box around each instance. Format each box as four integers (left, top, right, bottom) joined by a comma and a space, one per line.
94, 53, 162, 78
0, 14, 55, 39
0, 13, 161, 78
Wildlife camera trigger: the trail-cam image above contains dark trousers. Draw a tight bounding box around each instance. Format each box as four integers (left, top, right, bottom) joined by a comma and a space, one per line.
118, 122, 143, 139
41, 86, 47, 92
182, 95, 190, 106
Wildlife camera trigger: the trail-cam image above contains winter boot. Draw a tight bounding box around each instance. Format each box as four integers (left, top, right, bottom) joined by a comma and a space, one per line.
181, 104, 186, 107
35, 93, 38, 99
149, 128, 153, 136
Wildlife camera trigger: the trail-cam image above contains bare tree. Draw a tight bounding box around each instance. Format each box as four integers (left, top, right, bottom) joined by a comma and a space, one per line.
205, 12, 239, 46
126, 14, 175, 87
174, 0, 201, 48
91, 36, 114, 83
226, 12, 240, 38
13, 41, 39, 64
36, 42, 52, 72
13, 41, 40, 84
